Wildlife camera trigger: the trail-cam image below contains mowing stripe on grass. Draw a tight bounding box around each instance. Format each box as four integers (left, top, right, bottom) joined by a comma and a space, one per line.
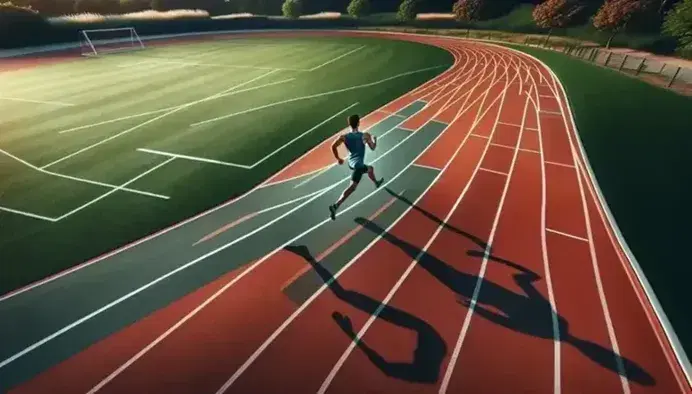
0, 147, 168, 200
191, 64, 449, 127
57, 77, 296, 135
308, 45, 366, 72
42, 70, 279, 169
0, 96, 75, 107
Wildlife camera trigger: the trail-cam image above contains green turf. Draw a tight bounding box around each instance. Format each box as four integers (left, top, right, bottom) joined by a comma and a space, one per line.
507, 43, 692, 356
0, 35, 453, 294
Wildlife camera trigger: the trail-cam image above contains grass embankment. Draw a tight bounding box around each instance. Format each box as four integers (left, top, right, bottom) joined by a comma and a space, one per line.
510, 44, 692, 356
0, 35, 453, 295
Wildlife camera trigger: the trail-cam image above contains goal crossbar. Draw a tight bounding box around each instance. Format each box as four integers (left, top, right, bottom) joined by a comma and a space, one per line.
79, 27, 145, 57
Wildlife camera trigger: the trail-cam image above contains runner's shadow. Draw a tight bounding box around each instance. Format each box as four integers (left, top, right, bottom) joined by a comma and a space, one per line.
284, 244, 446, 384
354, 207, 655, 386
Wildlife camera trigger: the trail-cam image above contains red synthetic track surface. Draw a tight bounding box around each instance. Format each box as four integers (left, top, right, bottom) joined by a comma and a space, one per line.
6, 31, 691, 394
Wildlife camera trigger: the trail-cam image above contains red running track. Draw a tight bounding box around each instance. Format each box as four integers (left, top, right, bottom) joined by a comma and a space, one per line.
8, 32, 691, 394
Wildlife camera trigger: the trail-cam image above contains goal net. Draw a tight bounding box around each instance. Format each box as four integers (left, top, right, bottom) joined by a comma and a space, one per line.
79, 27, 145, 57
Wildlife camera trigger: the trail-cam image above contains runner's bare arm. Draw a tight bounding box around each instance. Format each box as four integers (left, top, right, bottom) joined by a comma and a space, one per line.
364, 132, 377, 150
331, 135, 345, 164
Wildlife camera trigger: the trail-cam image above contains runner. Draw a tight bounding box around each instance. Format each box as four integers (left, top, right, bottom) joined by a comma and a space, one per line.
329, 114, 384, 220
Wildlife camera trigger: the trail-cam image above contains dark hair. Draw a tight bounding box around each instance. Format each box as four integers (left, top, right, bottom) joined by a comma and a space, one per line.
348, 114, 360, 129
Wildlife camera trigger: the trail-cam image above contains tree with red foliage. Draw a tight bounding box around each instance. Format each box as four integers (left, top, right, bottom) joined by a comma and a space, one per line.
532, 0, 584, 44
593, 0, 648, 48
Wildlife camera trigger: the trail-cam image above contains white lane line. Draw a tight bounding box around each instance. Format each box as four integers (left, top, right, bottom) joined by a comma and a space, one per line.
439, 63, 526, 394
479, 167, 508, 176
546, 227, 589, 243
217, 49, 510, 394
545, 160, 575, 169
320, 52, 512, 394
412, 163, 442, 172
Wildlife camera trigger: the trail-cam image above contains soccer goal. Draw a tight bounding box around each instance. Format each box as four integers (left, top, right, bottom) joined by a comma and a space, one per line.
79, 27, 145, 57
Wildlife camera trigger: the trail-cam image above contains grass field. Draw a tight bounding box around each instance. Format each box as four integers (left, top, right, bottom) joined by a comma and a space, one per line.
508, 43, 692, 356
0, 34, 453, 294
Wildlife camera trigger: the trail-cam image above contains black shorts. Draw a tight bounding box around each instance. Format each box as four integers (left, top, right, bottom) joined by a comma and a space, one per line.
349, 164, 369, 183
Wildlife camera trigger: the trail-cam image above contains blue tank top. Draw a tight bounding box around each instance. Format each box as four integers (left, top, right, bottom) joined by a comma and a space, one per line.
343, 130, 366, 168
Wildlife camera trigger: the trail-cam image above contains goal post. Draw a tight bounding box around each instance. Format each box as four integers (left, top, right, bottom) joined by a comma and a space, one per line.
79, 27, 145, 57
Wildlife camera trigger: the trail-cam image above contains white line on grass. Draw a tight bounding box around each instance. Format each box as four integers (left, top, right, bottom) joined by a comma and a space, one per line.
308, 45, 366, 72
57, 77, 295, 135
191, 65, 449, 127
137, 149, 252, 169
138, 102, 359, 170
123, 55, 302, 72
53, 158, 176, 222
0, 147, 168, 200
86, 52, 485, 393
0, 85, 454, 372
42, 70, 280, 169
0, 206, 57, 222
0, 96, 75, 107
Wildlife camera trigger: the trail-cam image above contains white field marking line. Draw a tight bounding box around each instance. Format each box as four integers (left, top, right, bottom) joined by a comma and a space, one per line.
218, 49, 510, 394
308, 45, 366, 72
122, 55, 301, 72
521, 61, 562, 394
533, 57, 632, 394
58, 78, 295, 134
190, 64, 449, 127
137, 148, 252, 169
115, 60, 152, 68
546, 228, 588, 242
53, 158, 175, 222
319, 51, 512, 394
86, 61, 477, 393
545, 160, 575, 169
42, 70, 279, 169
0, 147, 168, 200
470, 134, 489, 139
3, 71, 465, 372
0, 39, 462, 305
541, 94, 556, 99
439, 65, 527, 394
0, 206, 57, 222
418, 47, 482, 104
498, 121, 521, 127
540, 110, 562, 116
479, 167, 508, 176
412, 163, 442, 172
139, 103, 359, 170
0, 96, 75, 107
57, 77, 295, 135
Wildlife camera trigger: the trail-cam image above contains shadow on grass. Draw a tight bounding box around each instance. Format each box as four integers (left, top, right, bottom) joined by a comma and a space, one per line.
286, 187, 655, 386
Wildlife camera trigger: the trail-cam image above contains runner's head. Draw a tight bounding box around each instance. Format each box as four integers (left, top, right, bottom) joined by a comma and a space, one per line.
348, 114, 360, 130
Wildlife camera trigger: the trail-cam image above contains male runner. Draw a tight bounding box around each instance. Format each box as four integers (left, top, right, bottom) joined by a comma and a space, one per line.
329, 114, 384, 220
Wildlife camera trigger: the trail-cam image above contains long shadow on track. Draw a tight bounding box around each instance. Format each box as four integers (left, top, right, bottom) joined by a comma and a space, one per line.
288, 187, 655, 387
